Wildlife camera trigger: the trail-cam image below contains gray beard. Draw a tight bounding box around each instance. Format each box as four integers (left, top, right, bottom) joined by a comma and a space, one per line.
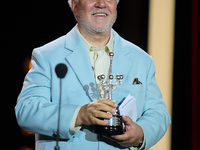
77, 8, 117, 35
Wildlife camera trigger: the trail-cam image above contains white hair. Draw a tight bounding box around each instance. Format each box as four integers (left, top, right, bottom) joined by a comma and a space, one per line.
68, 0, 120, 8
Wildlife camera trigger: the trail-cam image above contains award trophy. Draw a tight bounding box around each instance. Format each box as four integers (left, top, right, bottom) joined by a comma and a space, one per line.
95, 52, 124, 135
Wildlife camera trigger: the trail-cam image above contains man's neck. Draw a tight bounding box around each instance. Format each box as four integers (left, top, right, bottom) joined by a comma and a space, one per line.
78, 25, 111, 49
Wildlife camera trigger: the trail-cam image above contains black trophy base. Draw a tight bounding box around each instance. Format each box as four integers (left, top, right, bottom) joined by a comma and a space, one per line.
95, 125, 123, 135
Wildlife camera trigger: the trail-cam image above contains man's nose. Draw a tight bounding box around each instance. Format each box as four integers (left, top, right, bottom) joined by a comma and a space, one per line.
95, 0, 107, 8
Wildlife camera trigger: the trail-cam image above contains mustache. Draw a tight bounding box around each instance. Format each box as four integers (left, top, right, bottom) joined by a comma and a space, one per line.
90, 9, 111, 15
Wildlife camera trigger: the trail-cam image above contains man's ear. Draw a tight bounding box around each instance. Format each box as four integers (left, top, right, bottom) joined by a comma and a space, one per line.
71, 0, 78, 17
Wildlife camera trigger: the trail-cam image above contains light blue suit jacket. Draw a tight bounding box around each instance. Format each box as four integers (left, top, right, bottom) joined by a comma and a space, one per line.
15, 25, 171, 150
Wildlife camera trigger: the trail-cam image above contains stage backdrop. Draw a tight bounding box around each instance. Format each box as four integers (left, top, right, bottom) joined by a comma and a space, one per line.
148, 0, 175, 149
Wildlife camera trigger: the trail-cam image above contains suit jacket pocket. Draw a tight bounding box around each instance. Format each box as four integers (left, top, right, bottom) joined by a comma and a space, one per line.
121, 85, 145, 104
114, 85, 144, 101
122, 85, 145, 119
123, 84, 144, 93
112, 84, 145, 106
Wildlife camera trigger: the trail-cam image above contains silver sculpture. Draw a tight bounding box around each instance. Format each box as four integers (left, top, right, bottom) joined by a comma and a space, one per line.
96, 52, 123, 134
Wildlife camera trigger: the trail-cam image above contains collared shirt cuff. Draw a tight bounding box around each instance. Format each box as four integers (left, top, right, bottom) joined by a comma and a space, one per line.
69, 106, 82, 135
129, 135, 146, 150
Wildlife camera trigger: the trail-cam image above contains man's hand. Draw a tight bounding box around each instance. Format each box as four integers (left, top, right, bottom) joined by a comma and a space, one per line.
106, 115, 144, 148
75, 98, 118, 126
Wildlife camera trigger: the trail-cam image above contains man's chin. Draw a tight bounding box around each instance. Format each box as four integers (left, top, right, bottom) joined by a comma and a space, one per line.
89, 24, 113, 34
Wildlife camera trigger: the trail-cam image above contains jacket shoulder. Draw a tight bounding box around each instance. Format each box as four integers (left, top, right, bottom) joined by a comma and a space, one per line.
34, 35, 66, 55
32, 26, 79, 59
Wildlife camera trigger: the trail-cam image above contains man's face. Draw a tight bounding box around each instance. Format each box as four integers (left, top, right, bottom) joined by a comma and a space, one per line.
72, 0, 117, 34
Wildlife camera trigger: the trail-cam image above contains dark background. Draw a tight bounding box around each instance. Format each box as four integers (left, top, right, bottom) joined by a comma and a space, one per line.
2, 0, 199, 149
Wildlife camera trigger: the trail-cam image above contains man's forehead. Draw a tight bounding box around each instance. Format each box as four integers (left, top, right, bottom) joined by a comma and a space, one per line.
68, 0, 120, 8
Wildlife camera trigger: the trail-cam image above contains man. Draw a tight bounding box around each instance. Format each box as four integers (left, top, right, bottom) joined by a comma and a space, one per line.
15, 0, 171, 150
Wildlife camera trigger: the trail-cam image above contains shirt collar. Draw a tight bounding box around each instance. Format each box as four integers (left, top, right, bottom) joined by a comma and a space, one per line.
76, 26, 114, 54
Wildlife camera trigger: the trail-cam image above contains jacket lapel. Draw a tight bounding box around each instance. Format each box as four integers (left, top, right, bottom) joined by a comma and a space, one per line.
111, 30, 133, 103
64, 26, 100, 102
63, 27, 133, 103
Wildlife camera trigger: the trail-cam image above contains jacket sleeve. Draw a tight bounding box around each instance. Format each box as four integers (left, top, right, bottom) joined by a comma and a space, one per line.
15, 49, 80, 139
136, 57, 171, 149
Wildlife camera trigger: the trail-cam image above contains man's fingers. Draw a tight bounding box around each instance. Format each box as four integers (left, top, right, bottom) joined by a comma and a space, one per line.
91, 98, 117, 114
92, 117, 107, 126
93, 110, 113, 120
77, 98, 118, 126
111, 133, 129, 142
98, 98, 118, 108
96, 103, 117, 114
122, 115, 132, 125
